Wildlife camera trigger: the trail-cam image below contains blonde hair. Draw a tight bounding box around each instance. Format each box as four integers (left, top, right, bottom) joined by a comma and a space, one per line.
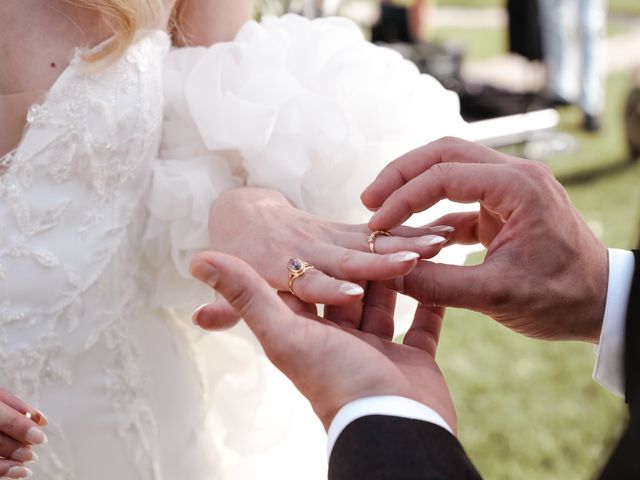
65, 0, 178, 62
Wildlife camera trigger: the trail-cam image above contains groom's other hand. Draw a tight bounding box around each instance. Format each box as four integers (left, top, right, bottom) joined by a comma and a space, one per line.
362, 137, 608, 343
190, 252, 456, 432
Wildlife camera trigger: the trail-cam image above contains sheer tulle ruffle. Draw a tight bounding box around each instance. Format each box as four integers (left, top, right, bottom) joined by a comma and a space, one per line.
141, 15, 474, 479
145, 14, 469, 310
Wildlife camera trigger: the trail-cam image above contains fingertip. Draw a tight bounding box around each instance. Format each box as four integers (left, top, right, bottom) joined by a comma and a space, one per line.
26, 409, 47, 426
368, 209, 397, 232
191, 304, 209, 326
189, 250, 215, 276
339, 283, 365, 297
367, 213, 383, 231
389, 251, 420, 263
192, 303, 242, 331
35, 410, 48, 427
417, 235, 447, 248
190, 256, 222, 288
360, 184, 375, 204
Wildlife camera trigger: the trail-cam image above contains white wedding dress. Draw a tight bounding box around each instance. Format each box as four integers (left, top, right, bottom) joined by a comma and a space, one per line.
0, 15, 468, 480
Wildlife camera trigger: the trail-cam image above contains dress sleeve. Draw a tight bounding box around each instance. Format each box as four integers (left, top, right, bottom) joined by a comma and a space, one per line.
143, 47, 244, 310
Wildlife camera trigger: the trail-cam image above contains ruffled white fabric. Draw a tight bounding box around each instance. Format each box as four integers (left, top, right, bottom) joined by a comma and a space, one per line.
0, 20, 473, 480
145, 14, 471, 310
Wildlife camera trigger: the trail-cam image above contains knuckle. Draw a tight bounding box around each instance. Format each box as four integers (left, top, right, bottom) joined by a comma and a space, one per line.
520, 161, 551, 183
517, 162, 564, 209
225, 282, 256, 318
0, 434, 15, 456
430, 162, 457, 178
396, 195, 415, 218
436, 136, 469, 161
411, 268, 438, 305
3, 413, 23, 437
436, 136, 462, 152
336, 250, 356, 275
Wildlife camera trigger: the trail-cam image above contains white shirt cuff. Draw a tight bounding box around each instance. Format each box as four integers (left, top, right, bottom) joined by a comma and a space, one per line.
593, 248, 635, 397
326, 395, 454, 458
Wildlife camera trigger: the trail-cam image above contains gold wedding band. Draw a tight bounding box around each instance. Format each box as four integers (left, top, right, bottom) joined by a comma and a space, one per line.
287, 258, 315, 297
368, 230, 392, 254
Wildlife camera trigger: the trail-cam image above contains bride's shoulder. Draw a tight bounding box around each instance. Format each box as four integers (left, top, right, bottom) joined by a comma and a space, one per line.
0, 0, 107, 96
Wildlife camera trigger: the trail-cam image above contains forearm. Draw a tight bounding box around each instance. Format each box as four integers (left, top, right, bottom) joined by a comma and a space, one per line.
173, 0, 253, 46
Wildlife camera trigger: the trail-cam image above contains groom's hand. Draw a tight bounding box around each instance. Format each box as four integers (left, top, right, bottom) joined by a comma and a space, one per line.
190, 252, 456, 432
362, 137, 608, 343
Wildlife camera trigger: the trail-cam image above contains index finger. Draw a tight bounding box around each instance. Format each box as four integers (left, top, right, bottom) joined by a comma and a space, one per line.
361, 137, 516, 211
368, 162, 519, 231
0, 389, 47, 426
0, 402, 46, 445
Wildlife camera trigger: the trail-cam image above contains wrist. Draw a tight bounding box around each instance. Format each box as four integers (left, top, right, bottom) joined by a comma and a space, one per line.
585, 244, 609, 343
315, 386, 456, 435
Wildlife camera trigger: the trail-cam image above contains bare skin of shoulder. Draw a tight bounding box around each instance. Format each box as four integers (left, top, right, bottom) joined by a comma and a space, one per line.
0, 0, 107, 155
0, 0, 252, 156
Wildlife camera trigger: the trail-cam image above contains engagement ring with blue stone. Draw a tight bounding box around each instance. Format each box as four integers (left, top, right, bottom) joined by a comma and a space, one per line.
287, 258, 315, 297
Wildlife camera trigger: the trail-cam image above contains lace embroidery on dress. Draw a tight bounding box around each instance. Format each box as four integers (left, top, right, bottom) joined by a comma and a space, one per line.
0, 151, 13, 176
0, 31, 170, 479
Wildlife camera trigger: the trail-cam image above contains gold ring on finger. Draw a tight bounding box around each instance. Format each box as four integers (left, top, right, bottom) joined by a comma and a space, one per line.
368, 230, 392, 254
287, 258, 315, 297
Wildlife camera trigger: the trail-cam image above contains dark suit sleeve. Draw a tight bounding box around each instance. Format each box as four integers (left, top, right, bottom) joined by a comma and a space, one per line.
328, 415, 482, 480
599, 250, 640, 479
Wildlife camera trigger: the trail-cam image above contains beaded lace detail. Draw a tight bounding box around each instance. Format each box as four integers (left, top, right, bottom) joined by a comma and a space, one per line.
0, 31, 170, 479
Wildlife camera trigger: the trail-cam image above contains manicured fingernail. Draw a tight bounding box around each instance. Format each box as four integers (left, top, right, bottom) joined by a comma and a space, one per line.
340, 283, 364, 296
6, 466, 33, 478
202, 264, 219, 287
429, 225, 455, 233
419, 235, 447, 247
11, 447, 37, 463
192, 304, 208, 325
25, 427, 46, 445
34, 410, 48, 426
390, 251, 420, 262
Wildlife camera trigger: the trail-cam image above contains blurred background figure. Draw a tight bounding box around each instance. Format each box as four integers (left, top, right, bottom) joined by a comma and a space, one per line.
625, 70, 640, 159
539, 0, 608, 132
507, 0, 543, 64
372, 0, 430, 43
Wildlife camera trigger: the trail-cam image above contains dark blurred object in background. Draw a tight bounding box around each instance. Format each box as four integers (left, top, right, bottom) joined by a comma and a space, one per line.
376, 1, 554, 127
372, 3, 412, 43
507, 0, 544, 62
372, 0, 429, 44
625, 76, 640, 161
458, 83, 548, 122
385, 42, 463, 91
385, 40, 549, 122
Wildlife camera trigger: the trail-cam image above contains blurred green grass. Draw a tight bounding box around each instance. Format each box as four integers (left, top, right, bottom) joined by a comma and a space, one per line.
428, 29, 640, 480
428, 13, 634, 60
437, 73, 639, 479
438, 0, 640, 16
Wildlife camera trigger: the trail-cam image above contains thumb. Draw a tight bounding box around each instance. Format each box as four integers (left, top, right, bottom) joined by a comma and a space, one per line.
389, 261, 494, 312
192, 299, 241, 331
190, 251, 298, 355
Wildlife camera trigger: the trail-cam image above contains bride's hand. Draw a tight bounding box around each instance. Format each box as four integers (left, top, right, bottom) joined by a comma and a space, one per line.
0, 389, 47, 478
205, 187, 452, 310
